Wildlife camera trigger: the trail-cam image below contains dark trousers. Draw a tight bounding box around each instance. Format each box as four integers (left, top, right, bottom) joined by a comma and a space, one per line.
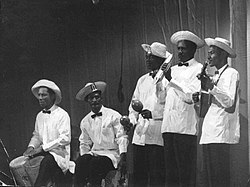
133, 144, 165, 187
34, 152, 64, 186
162, 132, 197, 187
202, 143, 230, 187
74, 154, 115, 187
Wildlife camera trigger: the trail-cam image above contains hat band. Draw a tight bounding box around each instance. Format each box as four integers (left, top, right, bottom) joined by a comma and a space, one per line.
90, 83, 98, 91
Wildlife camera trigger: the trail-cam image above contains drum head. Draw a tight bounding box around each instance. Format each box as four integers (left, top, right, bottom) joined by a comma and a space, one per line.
9, 156, 28, 168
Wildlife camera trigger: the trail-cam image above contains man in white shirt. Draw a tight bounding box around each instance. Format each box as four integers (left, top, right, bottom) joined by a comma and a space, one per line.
129, 42, 172, 187
23, 79, 71, 186
74, 81, 128, 187
194, 37, 239, 187
162, 31, 205, 187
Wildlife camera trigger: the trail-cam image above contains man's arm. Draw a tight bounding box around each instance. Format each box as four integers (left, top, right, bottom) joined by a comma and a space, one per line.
128, 79, 141, 125
210, 71, 239, 108
113, 114, 128, 176
79, 120, 93, 156
24, 117, 42, 156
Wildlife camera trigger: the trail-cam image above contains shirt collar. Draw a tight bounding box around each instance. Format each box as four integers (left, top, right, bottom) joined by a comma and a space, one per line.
42, 104, 57, 114
186, 58, 195, 66
217, 64, 228, 74
90, 105, 104, 116
179, 58, 195, 67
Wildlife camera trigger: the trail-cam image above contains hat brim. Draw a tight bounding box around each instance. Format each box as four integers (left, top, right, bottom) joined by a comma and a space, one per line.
31, 79, 62, 104
76, 81, 106, 101
141, 44, 167, 58
141, 44, 151, 53
171, 31, 205, 48
205, 38, 236, 58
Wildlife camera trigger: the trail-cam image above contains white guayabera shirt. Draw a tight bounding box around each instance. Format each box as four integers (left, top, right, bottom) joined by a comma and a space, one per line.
161, 58, 202, 135
129, 73, 168, 146
200, 64, 240, 144
29, 105, 71, 173
79, 106, 128, 168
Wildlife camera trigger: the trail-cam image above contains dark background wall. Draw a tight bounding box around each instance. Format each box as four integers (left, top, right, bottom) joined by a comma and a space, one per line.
0, 0, 248, 185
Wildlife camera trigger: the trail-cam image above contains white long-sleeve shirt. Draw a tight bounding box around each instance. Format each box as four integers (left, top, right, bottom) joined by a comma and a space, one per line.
79, 106, 128, 168
29, 105, 71, 173
161, 58, 202, 135
129, 73, 168, 146
200, 64, 240, 144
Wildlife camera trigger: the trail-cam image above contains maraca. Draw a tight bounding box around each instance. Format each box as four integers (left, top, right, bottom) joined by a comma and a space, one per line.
120, 116, 130, 126
120, 116, 132, 132
131, 99, 149, 136
131, 99, 143, 113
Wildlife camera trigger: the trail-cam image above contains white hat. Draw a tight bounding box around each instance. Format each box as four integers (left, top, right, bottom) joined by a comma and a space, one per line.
76, 81, 106, 101
31, 79, 62, 104
205, 37, 236, 58
170, 30, 205, 48
141, 42, 171, 59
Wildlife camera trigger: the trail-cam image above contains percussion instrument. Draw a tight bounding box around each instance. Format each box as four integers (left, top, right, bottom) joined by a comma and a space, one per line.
131, 100, 143, 113
120, 116, 132, 133
9, 155, 44, 186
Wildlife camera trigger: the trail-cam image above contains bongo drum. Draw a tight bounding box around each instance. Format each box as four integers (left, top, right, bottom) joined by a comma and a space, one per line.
9, 155, 44, 186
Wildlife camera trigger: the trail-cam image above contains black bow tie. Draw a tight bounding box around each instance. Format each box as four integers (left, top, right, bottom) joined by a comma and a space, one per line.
149, 71, 157, 78
178, 62, 189, 67
91, 112, 102, 119
42, 110, 51, 114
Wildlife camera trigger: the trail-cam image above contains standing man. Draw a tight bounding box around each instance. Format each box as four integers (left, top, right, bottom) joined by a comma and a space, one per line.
195, 37, 239, 187
129, 42, 172, 187
74, 81, 128, 187
23, 79, 71, 186
162, 31, 205, 186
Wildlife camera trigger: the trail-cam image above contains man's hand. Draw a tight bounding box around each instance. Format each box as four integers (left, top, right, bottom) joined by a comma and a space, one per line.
123, 123, 133, 132
24, 146, 44, 158
118, 153, 127, 177
200, 75, 214, 91
32, 146, 44, 156
140, 109, 152, 119
23, 147, 34, 157
192, 92, 200, 103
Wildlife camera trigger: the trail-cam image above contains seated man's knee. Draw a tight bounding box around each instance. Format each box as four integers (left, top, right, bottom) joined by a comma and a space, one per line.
76, 154, 92, 165
40, 154, 56, 167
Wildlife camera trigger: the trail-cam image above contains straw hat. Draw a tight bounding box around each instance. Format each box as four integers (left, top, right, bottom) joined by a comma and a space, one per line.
76, 81, 106, 101
170, 30, 205, 48
205, 37, 236, 58
141, 42, 171, 59
31, 79, 62, 104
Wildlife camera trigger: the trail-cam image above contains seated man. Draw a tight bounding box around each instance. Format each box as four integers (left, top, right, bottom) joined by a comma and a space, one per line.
74, 81, 128, 187
22, 79, 72, 186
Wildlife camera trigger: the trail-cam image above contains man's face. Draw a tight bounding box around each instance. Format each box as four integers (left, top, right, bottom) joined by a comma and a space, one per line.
145, 53, 164, 71
38, 87, 55, 109
86, 91, 102, 112
207, 46, 224, 67
177, 40, 196, 62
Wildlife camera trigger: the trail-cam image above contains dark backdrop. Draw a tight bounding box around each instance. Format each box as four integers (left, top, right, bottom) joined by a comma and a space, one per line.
0, 0, 248, 185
